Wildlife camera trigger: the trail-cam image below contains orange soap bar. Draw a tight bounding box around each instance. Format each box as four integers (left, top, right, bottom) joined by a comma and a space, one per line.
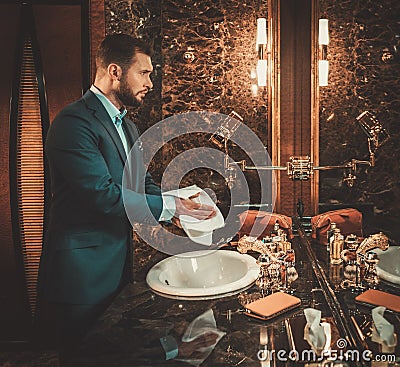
355, 289, 400, 313
245, 292, 301, 319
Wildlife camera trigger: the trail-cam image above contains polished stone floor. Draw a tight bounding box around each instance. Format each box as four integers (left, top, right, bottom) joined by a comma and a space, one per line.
0, 349, 58, 367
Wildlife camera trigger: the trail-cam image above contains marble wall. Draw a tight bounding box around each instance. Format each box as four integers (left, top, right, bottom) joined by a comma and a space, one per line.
319, 0, 400, 240
160, 0, 268, 209
105, 0, 268, 196
105, 0, 269, 267
105, 0, 163, 133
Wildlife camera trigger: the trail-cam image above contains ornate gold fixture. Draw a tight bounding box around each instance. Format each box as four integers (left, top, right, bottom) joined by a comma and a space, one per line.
212, 110, 390, 188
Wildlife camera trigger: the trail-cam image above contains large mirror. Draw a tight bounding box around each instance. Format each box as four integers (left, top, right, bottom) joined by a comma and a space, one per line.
317, 0, 400, 242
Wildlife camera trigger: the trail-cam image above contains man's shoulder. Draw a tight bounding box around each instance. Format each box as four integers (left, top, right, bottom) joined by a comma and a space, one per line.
57, 92, 95, 117
52, 92, 99, 125
46, 95, 99, 147
57, 99, 84, 116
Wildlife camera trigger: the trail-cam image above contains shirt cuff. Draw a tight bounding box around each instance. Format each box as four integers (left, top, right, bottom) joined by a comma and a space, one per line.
159, 195, 176, 222
159, 335, 179, 360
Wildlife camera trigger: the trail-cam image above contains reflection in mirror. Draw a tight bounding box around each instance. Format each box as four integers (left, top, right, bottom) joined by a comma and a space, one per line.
317, 0, 400, 242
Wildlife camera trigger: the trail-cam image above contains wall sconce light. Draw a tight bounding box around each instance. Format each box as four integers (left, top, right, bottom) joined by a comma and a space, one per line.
256, 17, 268, 87
257, 59, 268, 87
318, 18, 329, 86
257, 18, 267, 57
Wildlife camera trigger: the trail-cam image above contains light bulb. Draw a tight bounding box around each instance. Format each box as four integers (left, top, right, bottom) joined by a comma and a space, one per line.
319, 19, 329, 45
257, 18, 267, 46
257, 59, 268, 87
319, 59, 329, 86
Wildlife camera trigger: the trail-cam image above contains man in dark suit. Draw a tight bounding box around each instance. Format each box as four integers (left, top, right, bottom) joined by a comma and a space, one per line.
34, 34, 216, 355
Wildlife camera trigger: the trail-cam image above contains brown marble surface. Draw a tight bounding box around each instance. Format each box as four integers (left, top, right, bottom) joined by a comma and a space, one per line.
160, 0, 269, 211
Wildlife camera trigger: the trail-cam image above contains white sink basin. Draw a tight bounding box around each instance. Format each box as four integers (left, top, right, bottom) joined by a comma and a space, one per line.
375, 246, 400, 285
146, 250, 259, 300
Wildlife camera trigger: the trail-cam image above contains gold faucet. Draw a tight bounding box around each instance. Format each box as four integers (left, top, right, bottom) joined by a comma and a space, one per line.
237, 235, 297, 291
237, 234, 291, 258
340, 232, 389, 289
356, 232, 389, 255
237, 235, 275, 255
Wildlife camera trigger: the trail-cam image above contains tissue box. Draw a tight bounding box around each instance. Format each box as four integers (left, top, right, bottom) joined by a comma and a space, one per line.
311, 208, 363, 245
238, 210, 294, 240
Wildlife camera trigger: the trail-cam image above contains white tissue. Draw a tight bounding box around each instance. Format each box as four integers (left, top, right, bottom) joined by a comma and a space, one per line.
303, 308, 331, 355
177, 309, 225, 367
162, 185, 224, 246
371, 306, 397, 352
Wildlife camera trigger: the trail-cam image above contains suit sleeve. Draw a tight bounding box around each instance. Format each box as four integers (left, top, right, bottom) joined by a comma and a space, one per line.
127, 121, 162, 197
145, 172, 162, 195
46, 112, 162, 224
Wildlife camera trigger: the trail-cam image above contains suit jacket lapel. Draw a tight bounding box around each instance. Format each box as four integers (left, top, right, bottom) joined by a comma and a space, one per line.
123, 118, 140, 148
82, 90, 127, 163
122, 118, 146, 193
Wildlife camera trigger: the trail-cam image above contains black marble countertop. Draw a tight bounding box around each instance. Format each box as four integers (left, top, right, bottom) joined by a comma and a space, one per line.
311, 240, 400, 360
63, 237, 342, 367
64, 234, 400, 367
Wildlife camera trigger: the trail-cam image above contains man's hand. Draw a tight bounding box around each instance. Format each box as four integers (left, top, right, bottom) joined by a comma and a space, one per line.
177, 332, 219, 359
173, 193, 216, 228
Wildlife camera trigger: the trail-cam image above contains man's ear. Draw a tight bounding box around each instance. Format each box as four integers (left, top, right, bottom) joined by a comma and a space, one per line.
108, 63, 122, 81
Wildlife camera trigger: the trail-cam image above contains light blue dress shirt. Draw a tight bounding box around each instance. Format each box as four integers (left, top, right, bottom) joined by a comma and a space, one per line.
90, 85, 175, 221
90, 85, 130, 153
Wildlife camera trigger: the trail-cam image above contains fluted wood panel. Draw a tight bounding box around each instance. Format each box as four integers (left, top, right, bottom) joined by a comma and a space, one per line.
0, 2, 95, 341
16, 36, 45, 314
0, 3, 32, 341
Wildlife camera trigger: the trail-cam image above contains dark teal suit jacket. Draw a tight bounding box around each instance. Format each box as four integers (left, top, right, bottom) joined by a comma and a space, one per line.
37, 90, 163, 305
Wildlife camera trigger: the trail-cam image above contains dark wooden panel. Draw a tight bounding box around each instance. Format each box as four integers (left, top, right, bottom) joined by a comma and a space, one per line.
33, 5, 83, 123
279, 0, 312, 216
90, 0, 105, 83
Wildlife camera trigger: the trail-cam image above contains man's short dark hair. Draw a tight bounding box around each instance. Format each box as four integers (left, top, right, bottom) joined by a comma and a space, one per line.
96, 34, 153, 72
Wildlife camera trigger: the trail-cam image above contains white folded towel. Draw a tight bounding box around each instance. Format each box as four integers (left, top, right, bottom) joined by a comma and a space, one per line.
304, 308, 331, 355
162, 185, 224, 246
371, 306, 397, 353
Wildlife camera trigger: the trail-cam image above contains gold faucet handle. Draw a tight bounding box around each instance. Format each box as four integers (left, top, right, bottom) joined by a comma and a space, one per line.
356, 232, 389, 254
237, 235, 258, 254
237, 235, 278, 259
